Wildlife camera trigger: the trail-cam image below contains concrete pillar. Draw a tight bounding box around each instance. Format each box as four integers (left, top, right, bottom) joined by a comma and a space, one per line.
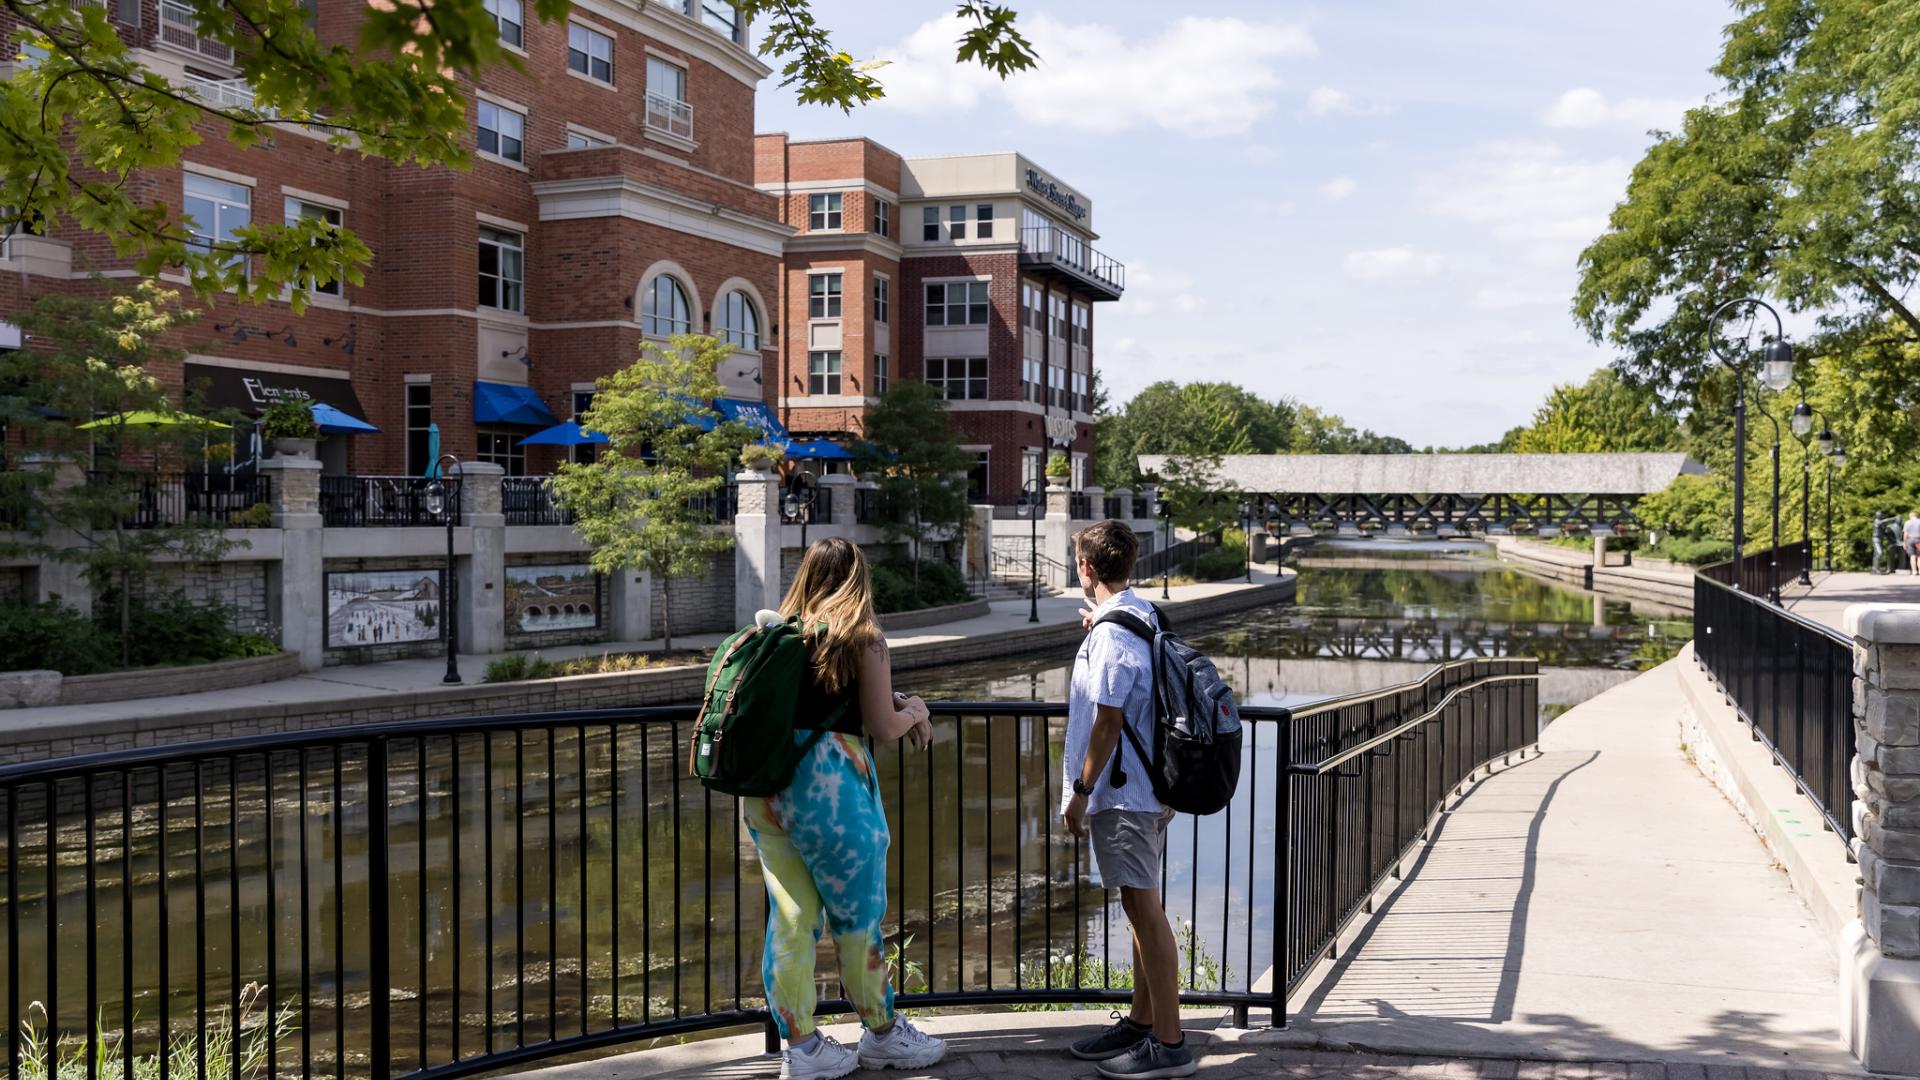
1841, 604, 1920, 1075
733, 468, 781, 627
817, 472, 854, 532
261, 457, 324, 671
458, 462, 506, 657
20, 456, 93, 611
1593, 533, 1609, 568
1084, 484, 1106, 520
1111, 487, 1134, 525
1044, 477, 1073, 588
607, 568, 651, 642
967, 504, 994, 583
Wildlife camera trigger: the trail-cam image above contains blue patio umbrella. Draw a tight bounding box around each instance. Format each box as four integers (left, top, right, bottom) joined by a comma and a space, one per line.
309, 401, 379, 434
518, 420, 609, 447
424, 422, 442, 477
786, 438, 854, 461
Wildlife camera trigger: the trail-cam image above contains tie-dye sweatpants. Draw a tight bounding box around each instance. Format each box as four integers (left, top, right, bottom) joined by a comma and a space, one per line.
741, 731, 896, 1040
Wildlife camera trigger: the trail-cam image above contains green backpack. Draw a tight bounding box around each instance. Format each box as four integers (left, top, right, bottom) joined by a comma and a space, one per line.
689, 615, 852, 797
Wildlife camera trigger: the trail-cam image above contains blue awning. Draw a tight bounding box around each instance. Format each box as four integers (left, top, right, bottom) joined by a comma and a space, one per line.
714, 398, 790, 446
473, 381, 560, 427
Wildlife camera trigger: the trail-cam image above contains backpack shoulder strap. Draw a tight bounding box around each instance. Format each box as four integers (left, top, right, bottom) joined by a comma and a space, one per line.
1090, 607, 1159, 790
1093, 608, 1156, 642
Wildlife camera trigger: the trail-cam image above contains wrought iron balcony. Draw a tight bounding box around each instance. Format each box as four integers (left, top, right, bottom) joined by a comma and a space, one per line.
1019, 225, 1125, 301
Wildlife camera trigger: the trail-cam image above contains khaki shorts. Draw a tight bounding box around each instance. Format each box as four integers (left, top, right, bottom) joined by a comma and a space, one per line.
1088, 807, 1174, 891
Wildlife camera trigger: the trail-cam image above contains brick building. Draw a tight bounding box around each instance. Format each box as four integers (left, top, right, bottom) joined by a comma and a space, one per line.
754, 136, 1124, 506
0, 6, 1124, 505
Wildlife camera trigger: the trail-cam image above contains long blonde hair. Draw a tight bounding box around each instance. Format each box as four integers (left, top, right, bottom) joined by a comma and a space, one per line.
779, 537, 880, 694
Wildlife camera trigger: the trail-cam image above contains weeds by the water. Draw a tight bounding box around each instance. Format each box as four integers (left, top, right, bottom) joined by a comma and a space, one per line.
18, 983, 296, 1080
1009, 920, 1225, 1011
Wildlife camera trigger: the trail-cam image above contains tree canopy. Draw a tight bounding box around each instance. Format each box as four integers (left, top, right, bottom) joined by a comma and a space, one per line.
855, 380, 974, 582
1510, 368, 1682, 454
0, 1, 1035, 307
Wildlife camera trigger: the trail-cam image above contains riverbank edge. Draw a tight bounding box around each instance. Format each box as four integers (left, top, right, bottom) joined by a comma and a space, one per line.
0, 574, 1295, 762
1492, 536, 1695, 610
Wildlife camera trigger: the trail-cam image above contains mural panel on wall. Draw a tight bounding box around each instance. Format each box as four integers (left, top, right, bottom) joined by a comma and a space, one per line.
325, 570, 444, 648
506, 564, 601, 632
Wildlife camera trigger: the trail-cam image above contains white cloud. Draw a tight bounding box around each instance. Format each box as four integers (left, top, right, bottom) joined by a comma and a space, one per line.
1116, 261, 1206, 318
1342, 247, 1443, 279
1305, 85, 1389, 118
1319, 176, 1357, 200
1417, 140, 1629, 266
1542, 87, 1690, 131
1246, 198, 1298, 218
871, 14, 1315, 136
1473, 287, 1569, 310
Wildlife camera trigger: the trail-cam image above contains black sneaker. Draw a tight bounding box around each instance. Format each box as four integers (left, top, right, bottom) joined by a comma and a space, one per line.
1094, 1037, 1196, 1079
1069, 1012, 1152, 1061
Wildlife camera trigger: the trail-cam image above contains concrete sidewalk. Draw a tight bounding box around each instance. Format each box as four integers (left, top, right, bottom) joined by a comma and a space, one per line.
1781, 569, 1920, 634
1269, 658, 1854, 1070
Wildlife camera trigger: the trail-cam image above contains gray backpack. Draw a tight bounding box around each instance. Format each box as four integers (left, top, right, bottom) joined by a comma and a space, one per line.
1096, 606, 1243, 816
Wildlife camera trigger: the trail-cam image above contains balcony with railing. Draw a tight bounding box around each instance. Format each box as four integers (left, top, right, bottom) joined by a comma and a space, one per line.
644, 93, 694, 142
181, 73, 267, 113
82, 471, 271, 529
1019, 225, 1125, 301
502, 477, 572, 526
319, 476, 460, 528
159, 0, 234, 64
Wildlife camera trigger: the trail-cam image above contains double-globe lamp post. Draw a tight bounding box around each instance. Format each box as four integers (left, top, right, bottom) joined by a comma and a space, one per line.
1707, 298, 1795, 601
424, 454, 464, 685
1788, 383, 1836, 585
1020, 477, 1044, 624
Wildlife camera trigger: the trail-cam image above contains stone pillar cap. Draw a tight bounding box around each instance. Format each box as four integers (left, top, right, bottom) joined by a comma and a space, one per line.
456, 461, 507, 476
259, 457, 322, 471
816, 473, 856, 485
1844, 603, 1920, 643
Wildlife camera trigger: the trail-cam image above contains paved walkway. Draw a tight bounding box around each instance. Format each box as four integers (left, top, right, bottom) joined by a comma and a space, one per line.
1780, 570, 1920, 633
1273, 658, 1852, 1071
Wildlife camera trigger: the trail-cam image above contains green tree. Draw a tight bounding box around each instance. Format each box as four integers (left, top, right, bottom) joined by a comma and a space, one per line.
1, 1, 1036, 305
1512, 368, 1682, 454
0, 283, 243, 664
1574, 0, 1920, 403
550, 334, 749, 650
856, 381, 974, 595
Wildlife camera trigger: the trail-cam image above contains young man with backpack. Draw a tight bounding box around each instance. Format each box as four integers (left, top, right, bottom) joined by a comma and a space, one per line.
1060, 518, 1199, 1079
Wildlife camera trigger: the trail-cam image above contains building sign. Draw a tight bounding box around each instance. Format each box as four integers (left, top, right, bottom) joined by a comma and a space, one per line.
242, 376, 313, 406
185, 362, 368, 418
1025, 169, 1087, 221
1046, 415, 1077, 447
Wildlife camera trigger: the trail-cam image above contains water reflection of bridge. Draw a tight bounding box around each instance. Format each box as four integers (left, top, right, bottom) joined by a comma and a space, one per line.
1219, 615, 1678, 668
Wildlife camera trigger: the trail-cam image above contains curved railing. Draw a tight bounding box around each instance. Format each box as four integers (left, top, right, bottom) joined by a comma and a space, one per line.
0, 658, 1538, 1080
1693, 550, 1854, 844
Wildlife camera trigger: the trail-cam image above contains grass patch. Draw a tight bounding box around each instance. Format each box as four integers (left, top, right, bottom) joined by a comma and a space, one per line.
482, 648, 713, 683
18, 983, 294, 1080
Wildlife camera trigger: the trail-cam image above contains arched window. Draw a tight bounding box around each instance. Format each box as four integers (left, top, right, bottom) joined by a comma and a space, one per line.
641, 275, 692, 336
716, 290, 760, 351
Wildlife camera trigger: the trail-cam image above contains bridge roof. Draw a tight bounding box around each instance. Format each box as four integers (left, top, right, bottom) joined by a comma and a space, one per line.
1136, 453, 1705, 495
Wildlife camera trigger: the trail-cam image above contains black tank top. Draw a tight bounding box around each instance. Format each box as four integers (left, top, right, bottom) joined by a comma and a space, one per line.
793, 652, 862, 735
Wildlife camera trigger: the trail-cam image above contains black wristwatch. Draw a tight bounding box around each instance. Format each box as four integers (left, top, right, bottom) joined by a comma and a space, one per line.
1072, 777, 1095, 797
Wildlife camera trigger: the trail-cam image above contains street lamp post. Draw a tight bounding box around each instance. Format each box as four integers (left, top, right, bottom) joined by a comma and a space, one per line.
1707, 298, 1795, 596
1827, 444, 1846, 572
425, 454, 463, 684
782, 472, 817, 551
1020, 477, 1043, 624
1160, 500, 1174, 601
1757, 408, 1784, 603
1240, 499, 1253, 583
1789, 386, 1832, 584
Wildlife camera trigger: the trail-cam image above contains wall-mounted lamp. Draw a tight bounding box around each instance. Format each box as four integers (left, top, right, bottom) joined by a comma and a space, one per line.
501, 345, 531, 367
322, 333, 357, 356
734, 369, 762, 385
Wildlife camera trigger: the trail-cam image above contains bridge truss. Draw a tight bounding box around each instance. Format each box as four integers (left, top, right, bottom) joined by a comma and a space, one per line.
1253, 491, 1642, 535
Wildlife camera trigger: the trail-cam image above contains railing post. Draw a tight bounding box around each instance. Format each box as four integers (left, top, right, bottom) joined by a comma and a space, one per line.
1273, 709, 1291, 1028
367, 737, 392, 1080
261, 457, 325, 671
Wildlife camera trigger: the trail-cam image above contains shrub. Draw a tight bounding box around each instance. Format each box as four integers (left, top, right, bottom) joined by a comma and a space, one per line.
260, 399, 318, 440
1646, 536, 1734, 565
235, 502, 274, 528
483, 653, 555, 683
870, 557, 971, 614
116, 591, 242, 668
0, 591, 265, 675
0, 601, 116, 676
1185, 545, 1246, 582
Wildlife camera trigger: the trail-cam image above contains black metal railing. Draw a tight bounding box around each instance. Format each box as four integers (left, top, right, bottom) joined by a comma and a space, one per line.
780, 493, 834, 526
1017, 226, 1126, 295
1067, 492, 1093, 520
1699, 539, 1810, 600
0, 658, 1540, 1080
686, 481, 738, 524
1694, 554, 1854, 844
1102, 495, 1124, 520
501, 477, 572, 526
1133, 496, 1150, 520
854, 487, 890, 525
84, 471, 272, 529
320, 476, 461, 528
1131, 532, 1222, 583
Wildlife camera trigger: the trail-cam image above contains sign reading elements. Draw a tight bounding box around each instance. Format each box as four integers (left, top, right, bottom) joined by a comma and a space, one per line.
243, 377, 314, 406
1024, 169, 1087, 221
1045, 415, 1078, 447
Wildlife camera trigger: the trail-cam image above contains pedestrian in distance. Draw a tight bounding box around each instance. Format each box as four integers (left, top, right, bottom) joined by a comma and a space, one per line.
1905, 510, 1920, 575
1061, 519, 1198, 1079
738, 538, 948, 1080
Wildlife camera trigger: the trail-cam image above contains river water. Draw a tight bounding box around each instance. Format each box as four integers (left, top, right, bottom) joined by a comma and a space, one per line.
7, 540, 1690, 1076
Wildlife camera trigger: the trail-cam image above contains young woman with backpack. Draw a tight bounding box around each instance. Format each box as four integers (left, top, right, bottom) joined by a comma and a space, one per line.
739, 537, 947, 1080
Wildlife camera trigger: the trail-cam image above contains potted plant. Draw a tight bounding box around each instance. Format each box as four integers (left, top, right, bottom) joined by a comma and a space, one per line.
1045, 452, 1071, 488
261, 399, 319, 458
739, 443, 782, 474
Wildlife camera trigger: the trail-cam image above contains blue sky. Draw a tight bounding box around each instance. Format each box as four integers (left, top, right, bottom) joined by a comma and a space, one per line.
754, 1, 1736, 448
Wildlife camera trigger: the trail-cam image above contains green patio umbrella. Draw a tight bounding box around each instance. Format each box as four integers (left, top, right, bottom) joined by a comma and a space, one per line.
77, 409, 227, 430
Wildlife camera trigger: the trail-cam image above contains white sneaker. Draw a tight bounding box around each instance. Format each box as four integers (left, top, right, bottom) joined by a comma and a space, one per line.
779, 1033, 858, 1080
858, 1016, 947, 1070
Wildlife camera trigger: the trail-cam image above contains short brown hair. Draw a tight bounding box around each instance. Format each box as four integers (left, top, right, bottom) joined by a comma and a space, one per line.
1075, 519, 1140, 585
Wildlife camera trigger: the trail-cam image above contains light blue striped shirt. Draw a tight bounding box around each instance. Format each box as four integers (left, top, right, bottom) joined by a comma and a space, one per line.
1062, 588, 1161, 816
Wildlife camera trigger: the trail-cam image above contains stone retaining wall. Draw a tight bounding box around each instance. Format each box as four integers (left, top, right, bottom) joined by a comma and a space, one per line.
1493, 537, 1694, 610
878, 598, 992, 632
56, 650, 304, 706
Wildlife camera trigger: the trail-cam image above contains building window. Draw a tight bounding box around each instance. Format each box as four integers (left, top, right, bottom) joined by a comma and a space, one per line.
925, 281, 989, 327
921, 206, 939, 242
947, 204, 967, 241
1072, 370, 1089, 413
808, 273, 842, 319
284, 197, 342, 296
571, 390, 598, 464
700, 0, 740, 40
926, 357, 987, 401
1072, 303, 1091, 346
405, 384, 432, 476
873, 277, 890, 324
642, 274, 692, 336
565, 129, 611, 149
976, 203, 994, 239
1022, 282, 1044, 332
477, 100, 524, 163
808, 193, 843, 231
1022, 448, 1043, 490
808, 350, 842, 395
485, 0, 523, 47
873, 353, 888, 397
183, 172, 250, 276
966, 451, 988, 503
716, 289, 759, 350
1049, 294, 1067, 339
568, 23, 614, 83
1021, 357, 1042, 404
873, 200, 891, 238
477, 227, 524, 312
476, 426, 527, 476
645, 56, 691, 139
1047, 363, 1067, 409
